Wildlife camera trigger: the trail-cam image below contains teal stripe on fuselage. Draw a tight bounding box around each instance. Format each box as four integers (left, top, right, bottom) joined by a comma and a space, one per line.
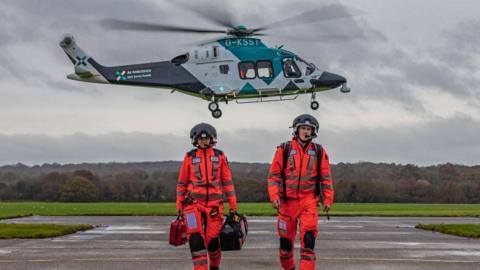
240, 82, 258, 94
217, 38, 296, 87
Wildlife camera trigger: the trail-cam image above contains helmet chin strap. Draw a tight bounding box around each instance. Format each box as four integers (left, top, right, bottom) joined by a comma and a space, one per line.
198, 143, 211, 149
196, 137, 215, 148
300, 137, 312, 144
302, 135, 312, 141
293, 130, 315, 143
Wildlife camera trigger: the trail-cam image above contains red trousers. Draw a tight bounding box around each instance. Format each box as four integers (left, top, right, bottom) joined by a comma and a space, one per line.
277, 195, 318, 270
183, 202, 224, 270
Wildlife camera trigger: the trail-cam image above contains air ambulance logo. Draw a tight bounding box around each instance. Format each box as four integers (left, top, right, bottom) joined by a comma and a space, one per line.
116, 70, 127, 81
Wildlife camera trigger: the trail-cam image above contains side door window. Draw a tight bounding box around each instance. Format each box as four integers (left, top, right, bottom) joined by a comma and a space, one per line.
282, 58, 301, 78
238, 62, 256, 79
256, 60, 273, 78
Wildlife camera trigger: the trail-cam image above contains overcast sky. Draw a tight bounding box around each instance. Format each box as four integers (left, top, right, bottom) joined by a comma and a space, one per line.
0, 0, 479, 166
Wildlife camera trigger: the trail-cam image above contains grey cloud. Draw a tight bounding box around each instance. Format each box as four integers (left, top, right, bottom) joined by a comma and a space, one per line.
432, 20, 480, 103
1, 0, 477, 101
0, 128, 286, 166
265, 5, 480, 108
323, 114, 480, 165
0, 132, 188, 165
402, 60, 471, 96
440, 20, 480, 67
1, 115, 479, 166
1, 0, 480, 166
43, 76, 100, 95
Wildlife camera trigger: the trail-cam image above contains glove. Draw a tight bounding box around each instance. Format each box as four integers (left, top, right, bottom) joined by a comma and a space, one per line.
271, 200, 280, 210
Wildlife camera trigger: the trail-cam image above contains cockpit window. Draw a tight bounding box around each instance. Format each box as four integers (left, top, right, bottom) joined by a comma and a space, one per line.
305, 65, 315, 76
297, 57, 316, 76
282, 58, 301, 78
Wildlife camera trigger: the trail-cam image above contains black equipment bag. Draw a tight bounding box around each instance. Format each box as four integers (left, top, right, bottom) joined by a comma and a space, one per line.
219, 212, 248, 251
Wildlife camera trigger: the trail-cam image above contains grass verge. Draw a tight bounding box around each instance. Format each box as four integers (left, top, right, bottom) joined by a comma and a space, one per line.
0, 202, 479, 218
415, 223, 480, 238
0, 223, 94, 239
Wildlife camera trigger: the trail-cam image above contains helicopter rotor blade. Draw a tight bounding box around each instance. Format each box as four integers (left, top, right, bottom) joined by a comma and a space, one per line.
167, 0, 237, 29
252, 4, 364, 33
264, 33, 373, 43
251, 33, 269, 36
101, 19, 227, 34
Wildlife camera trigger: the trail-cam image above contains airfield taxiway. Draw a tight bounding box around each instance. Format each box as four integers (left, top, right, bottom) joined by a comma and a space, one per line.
1, 216, 479, 269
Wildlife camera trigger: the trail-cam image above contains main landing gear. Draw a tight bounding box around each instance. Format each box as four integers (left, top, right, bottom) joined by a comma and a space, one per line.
208, 101, 222, 119
310, 92, 319, 110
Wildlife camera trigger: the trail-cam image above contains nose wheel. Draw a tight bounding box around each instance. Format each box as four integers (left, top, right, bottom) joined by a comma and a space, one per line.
340, 83, 351, 93
310, 92, 319, 110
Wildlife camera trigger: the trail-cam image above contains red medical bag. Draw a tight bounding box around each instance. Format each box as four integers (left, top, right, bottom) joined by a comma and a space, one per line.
169, 215, 187, 246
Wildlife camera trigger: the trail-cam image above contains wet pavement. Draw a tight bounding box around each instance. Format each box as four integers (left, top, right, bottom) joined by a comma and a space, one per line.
1, 216, 479, 269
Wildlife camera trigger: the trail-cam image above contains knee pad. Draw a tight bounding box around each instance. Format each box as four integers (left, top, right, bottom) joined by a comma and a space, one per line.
208, 237, 220, 251
303, 231, 315, 250
280, 237, 293, 251
189, 233, 205, 252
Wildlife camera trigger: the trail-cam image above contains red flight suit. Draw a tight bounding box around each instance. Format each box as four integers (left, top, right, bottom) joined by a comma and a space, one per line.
268, 138, 334, 270
177, 146, 237, 270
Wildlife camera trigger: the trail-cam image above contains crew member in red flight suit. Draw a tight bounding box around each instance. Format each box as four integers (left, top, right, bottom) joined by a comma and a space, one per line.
268, 114, 334, 270
177, 123, 238, 270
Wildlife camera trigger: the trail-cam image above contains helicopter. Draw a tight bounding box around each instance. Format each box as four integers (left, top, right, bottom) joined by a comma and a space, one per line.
59, 4, 352, 118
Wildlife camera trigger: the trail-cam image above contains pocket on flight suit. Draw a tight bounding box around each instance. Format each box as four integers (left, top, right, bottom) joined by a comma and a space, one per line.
277, 213, 292, 237
184, 208, 203, 234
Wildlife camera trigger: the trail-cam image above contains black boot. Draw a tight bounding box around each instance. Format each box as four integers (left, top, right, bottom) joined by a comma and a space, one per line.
209, 266, 219, 270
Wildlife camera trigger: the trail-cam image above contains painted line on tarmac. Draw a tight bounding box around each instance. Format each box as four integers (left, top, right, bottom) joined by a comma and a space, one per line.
316, 257, 480, 263
1, 256, 479, 264
248, 230, 276, 235
0, 259, 57, 263
83, 230, 167, 234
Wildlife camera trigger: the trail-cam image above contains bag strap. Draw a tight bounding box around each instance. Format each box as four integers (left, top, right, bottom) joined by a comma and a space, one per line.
188, 148, 197, 158
280, 141, 291, 204
185, 148, 199, 202
213, 148, 222, 157
314, 143, 324, 199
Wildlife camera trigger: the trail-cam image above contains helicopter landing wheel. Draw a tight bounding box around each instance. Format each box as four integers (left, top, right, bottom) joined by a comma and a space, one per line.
310, 101, 319, 110
212, 109, 222, 119
208, 101, 219, 112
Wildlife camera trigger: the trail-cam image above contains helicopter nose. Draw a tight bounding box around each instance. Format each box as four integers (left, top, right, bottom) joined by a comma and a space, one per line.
310, 71, 346, 88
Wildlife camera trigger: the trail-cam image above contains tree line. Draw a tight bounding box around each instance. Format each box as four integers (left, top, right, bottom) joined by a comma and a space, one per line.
0, 162, 479, 203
